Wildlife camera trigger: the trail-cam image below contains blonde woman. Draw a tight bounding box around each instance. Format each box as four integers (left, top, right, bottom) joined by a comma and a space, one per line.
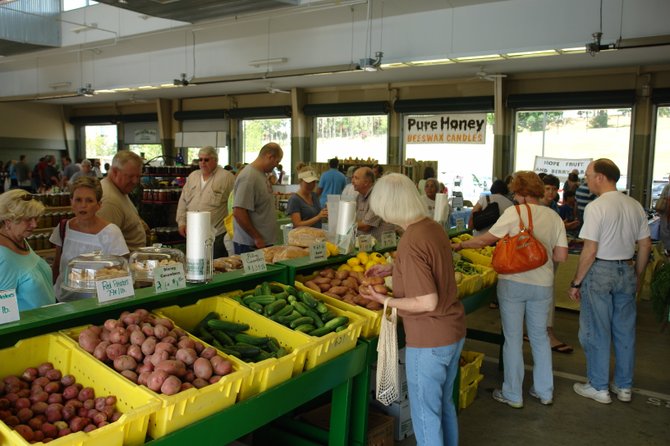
50, 177, 128, 301
0, 190, 55, 310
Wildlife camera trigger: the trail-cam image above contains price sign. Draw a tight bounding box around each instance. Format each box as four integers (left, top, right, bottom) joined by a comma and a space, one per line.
309, 241, 328, 262
154, 264, 187, 294
0, 289, 20, 324
241, 250, 267, 274
357, 234, 374, 252
380, 231, 397, 249
95, 276, 135, 303
455, 218, 466, 232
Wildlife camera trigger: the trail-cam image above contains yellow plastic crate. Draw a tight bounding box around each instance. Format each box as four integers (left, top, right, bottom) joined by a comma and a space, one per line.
294, 280, 382, 338
155, 296, 315, 399
472, 264, 497, 288
457, 273, 483, 298
459, 350, 485, 388
0, 334, 160, 446
459, 374, 484, 410
226, 283, 365, 370
61, 325, 249, 440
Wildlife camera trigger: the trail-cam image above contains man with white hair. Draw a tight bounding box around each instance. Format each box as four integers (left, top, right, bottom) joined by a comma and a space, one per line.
69, 159, 96, 183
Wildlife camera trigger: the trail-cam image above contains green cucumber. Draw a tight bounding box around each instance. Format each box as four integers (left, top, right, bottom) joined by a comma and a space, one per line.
308, 326, 334, 337
194, 311, 220, 334
207, 319, 250, 332
243, 295, 276, 306
298, 291, 319, 308
264, 299, 287, 316
293, 323, 316, 333
274, 304, 294, 317
211, 329, 235, 346
324, 316, 349, 330
285, 285, 298, 296
290, 316, 316, 329
248, 302, 264, 314
234, 333, 270, 346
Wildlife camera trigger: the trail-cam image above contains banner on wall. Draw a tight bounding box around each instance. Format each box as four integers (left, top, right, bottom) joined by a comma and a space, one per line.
404, 113, 487, 144
533, 156, 591, 182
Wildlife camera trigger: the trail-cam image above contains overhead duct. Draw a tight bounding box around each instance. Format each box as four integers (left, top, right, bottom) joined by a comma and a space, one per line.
0, 0, 61, 56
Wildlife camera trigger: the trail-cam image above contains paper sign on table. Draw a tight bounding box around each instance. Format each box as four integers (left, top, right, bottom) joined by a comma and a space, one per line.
455, 218, 466, 232
309, 241, 327, 262
154, 264, 187, 293
0, 289, 20, 324
358, 234, 373, 252
96, 276, 135, 303
241, 250, 267, 274
381, 231, 397, 249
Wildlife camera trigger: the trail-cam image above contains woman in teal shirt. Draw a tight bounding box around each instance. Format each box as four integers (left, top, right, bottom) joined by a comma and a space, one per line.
0, 189, 56, 311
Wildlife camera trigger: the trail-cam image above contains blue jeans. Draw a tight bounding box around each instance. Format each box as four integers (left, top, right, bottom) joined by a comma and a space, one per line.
233, 242, 257, 255
497, 279, 553, 403
579, 260, 637, 390
405, 337, 465, 446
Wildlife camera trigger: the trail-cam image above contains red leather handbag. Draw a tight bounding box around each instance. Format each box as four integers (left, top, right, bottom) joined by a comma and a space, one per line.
491, 203, 548, 274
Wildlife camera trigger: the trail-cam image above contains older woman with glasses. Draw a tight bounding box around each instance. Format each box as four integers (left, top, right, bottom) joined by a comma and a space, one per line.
0, 190, 56, 311
176, 146, 235, 258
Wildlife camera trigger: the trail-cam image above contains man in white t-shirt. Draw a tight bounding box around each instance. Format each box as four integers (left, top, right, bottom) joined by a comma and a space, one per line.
569, 159, 652, 405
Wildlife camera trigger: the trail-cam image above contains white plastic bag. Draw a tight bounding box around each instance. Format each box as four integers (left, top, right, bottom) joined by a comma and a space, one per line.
375, 298, 399, 406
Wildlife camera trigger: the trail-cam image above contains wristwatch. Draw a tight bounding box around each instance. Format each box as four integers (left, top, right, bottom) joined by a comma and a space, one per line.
570, 281, 581, 289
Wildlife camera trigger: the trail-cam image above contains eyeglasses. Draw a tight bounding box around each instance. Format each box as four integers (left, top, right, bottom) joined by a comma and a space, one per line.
198, 158, 210, 162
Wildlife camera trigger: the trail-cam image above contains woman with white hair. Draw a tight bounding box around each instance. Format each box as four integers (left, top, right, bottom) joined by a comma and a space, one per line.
0, 189, 56, 311
363, 173, 465, 446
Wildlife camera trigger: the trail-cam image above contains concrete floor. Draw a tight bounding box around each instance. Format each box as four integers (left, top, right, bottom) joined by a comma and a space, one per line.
398, 299, 670, 446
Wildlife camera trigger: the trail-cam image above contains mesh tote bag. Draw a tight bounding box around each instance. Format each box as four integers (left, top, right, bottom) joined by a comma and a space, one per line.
375, 297, 400, 406
491, 203, 548, 274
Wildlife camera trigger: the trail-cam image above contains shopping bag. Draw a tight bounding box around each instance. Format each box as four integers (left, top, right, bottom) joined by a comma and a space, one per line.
375, 298, 399, 406
491, 203, 548, 274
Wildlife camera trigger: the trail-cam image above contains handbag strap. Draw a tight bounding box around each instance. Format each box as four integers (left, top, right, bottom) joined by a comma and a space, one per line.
513, 203, 534, 232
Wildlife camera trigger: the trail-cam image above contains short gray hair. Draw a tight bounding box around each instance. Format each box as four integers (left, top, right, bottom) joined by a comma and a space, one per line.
199, 146, 218, 161
370, 173, 427, 226
112, 150, 143, 170
0, 190, 45, 223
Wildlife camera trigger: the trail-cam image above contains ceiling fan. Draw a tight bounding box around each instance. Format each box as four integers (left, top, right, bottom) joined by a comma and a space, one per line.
359, 51, 384, 72
473, 69, 507, 81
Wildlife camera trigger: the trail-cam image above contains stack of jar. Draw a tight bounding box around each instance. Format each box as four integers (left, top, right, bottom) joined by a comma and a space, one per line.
143, 165, 195, 175
32, 192, 71, 207
142, 188, 182, 202
27, 233, 52, 251
37, 210, 75, 229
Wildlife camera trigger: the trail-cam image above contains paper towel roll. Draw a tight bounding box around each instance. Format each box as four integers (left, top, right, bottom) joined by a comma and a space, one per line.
434, 193, 450, 223
186, 211, 213, 282
336, 200, 357, 235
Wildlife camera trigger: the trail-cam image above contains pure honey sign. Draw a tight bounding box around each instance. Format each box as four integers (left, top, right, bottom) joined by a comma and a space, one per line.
404, 113, 487, 144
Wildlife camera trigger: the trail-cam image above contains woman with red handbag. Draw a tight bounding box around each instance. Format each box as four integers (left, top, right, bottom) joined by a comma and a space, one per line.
453, 171, 568, 408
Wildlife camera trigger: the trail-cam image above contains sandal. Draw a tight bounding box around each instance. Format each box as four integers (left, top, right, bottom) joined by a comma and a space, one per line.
489, 299, 499, 309
551, 343, 574, 354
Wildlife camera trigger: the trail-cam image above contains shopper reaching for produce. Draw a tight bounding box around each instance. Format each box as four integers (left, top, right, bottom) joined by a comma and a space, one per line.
0, 189, 56, 311
287, 167, 328, 228
453, 171, 568, 408
360, 173, 465, 446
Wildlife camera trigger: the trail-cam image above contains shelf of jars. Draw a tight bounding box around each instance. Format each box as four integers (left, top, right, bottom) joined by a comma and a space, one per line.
143, 165, 196, 176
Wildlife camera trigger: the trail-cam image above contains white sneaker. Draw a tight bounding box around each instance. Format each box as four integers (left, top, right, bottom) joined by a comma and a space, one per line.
529, 388, 553, 405
573, 382, 612, 404
492, 389, 523, 409
610, 384, 632, 402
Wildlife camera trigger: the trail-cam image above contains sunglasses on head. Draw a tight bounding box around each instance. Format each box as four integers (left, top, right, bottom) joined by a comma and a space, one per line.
198, 158, 210, 162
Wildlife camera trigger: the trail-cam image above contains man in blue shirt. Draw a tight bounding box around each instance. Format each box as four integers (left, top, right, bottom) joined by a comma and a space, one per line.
317, 157, 346, 207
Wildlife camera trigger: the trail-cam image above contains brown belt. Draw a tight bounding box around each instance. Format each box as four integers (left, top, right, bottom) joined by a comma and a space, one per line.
595, 258, 634, 265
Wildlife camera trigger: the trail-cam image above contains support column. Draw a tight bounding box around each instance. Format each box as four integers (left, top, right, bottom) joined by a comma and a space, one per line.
629, 76, 653, 204
156, 98, 175, 164
493, 76, 511, 180
388, 88, 400, 165
291, 88, 310, 182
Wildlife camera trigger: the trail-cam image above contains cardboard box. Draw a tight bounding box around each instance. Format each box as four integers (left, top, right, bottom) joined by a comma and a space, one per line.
299, 404, 394, 446
372, 398, 414, 441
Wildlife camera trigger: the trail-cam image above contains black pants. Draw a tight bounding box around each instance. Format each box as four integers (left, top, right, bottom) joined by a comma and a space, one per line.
213, 232, 228, 258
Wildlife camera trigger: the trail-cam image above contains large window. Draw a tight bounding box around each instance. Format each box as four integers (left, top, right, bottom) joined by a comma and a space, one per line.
515, 108, 632, 190
129, 144, 162, 162
652, 106, 670, 207
63, 0, 97, 11
315, 115, 388, 164
84, 124, 117, 168
405, 113, 495, 204
241, 118, 291, 180
185, 147, 229, 168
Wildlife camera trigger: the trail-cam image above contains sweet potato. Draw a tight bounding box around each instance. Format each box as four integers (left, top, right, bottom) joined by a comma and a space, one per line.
160, 375, 182, 395
330, 279, 342, 287
304, 281, 321, 292
318, 283, 331, 292
193, 358, 213, 380
335, 270, 349, 280
324, 292, 342, 300
313, 276, 330, 285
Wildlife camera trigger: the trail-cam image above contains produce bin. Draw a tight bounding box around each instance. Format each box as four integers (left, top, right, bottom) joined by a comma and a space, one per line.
224, 283, 365, 369
61, 326, 249, 440
457, 273, 483, 299
0, 334, 160, 446
471, 264, 497, 288
459, 374, 484, 410
294, 280, 382, 338
155, 296, 315, 399
459, 350, 485, 388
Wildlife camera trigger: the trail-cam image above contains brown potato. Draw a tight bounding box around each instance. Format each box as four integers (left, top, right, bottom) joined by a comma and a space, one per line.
366, 301, 383, 310
324, 292, 342, 300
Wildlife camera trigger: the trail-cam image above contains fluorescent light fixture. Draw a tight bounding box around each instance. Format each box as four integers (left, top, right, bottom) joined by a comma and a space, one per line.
504, 50, 558, 58
408, 58, 454, 66
71, 23, 98, 34
249, 57, 288, 68
558, 47, 587, 54
137, 85, 159, 90
160, 83, 179, 88
94, 89, 116, 94
452, 54, 504, 62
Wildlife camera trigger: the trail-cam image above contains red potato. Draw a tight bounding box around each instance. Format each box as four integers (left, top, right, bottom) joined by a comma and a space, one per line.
64, 399, 82, 410
200, 347, 217, 359
14, 424, 34, 441
16, 407, 33, 422
47, 393, 63, 404
193, 341, 205, 353
44, 381, 61, 394
155, 360, 186, 377
108, 327, 129, 345
77, 387, 94, 402
93, 341, 111, 361
103, 319, 120, 331
160, 375, 182, 395
136, 363, 153, 374
146, 370, 169, 392
150, 351, 169, 367
4, 415, 20, 427
141, 323, 155, 337
161, 335, 177, 345
37, 363, 54, 377
105, 343, 128, 361
154, 342, 176, 356
121, 370, 138, 383
180, 383, 194, 391
61, 405, 76, 421
210, 356, 233, 376
183, 371, 195, 383
127, 344, 143, 362
21, 368, 38, 382
41, 422, 58, 438
172, 327, 187, 338
0, 398, 9, 409
209, 375, 222, 384
31, 401, 48, 414
141, 337, 157, 356
113, 355, 138, 372
111, 411, 122, 422
192, 378, 209, 389
32, 376, 50, 389
45, 404, 63, 422
77, 329, 100, 353
3, 375, 21, 386
15, 397, 31, 409
28, 416, 44, 431
69, 416, 89, 433
122, 313, 140, 326
83, 424, 97, 433
58, 427, 72, 438
133, 308, 150, 319
105, 396, 116, 406
94, 397, 106, 411
193, 358, 213, 380
62, 385, 79, 400
153, 324, 169, 340
153, 317, 173, 330
92, 411, 107, 425
175, 348, 198, 366
30, 391, 49, 404
129, 330, 146, 346
137, 371, 151, 386
5, 393, 19, 404
177, 337, 195, 350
